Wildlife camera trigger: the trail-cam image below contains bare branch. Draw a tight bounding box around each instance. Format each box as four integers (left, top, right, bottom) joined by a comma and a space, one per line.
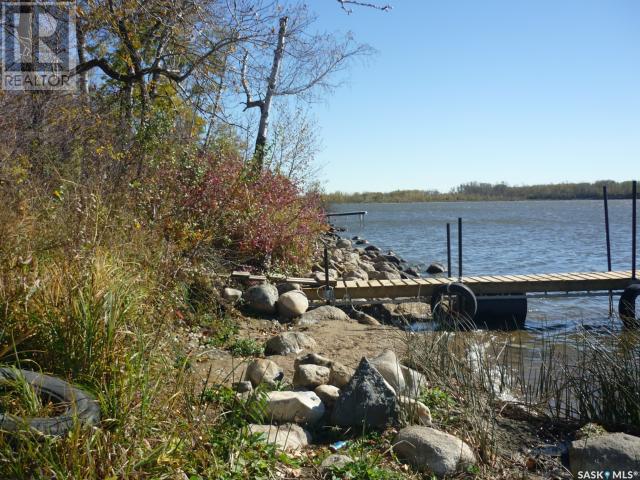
337, 0, 392, 14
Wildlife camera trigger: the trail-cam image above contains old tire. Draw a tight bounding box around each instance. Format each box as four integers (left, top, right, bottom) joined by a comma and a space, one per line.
0, 368, 100, 436
619, 283, 640, 328
430, 282, 478, 325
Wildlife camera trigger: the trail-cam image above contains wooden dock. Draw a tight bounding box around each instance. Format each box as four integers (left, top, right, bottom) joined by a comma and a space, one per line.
231, 270, 635, 301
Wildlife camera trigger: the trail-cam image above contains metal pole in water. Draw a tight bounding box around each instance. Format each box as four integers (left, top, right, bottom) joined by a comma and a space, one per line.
458, 217, 463, 281
633, 180, 637, 280
603, 186, 613, 316
446, 223, 452, 278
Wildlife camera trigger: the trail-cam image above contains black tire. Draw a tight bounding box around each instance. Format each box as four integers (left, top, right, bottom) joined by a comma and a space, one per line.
0, 368, 100, 436
430, 282, 478, 325
619, 283, 640, 328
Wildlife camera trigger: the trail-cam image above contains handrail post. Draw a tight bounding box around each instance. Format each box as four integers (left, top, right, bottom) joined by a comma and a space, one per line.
458, 217, 463, 282
446, 223, 452, 278
633, 180, 637, 280
603, 185, 613, 316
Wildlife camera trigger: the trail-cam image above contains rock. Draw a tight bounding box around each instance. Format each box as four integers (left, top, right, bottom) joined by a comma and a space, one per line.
426, 262, 446, 274
276, 282, 301, 295
265, 391, 325, 425
265, 332, 317, 356
403, 267, 420, 277
369, 271, 402, 281
313, 271, 338, 284
374, 261, 399, 273
399, 396, 432, 425
393, 426, 476, 476
328, 362, 355, 388
384, 254, 402, 265
248, 424, 311, 451
295, 352, 334, 368
331, 357, 400, 429
314, 384, 340, 407
343, 269, 368, 281
569, 432, 640, 477
354, 311, 381, 326
244, 283, 279, 314
393, 302, 431, 322
355, 239, 369, 245
401, 365, 427, 397
365, 245, 381, 252
245, 359, 284, 387
222, 287, 242, 303
293, 364, 331, 388
297, 305, 350, 326
277, 290, 309, 319
336, 238, 352, 248
233, 380, 253, 393
358, 261, 376, 273
320, 454, 353, 471
370, 349, 406, 394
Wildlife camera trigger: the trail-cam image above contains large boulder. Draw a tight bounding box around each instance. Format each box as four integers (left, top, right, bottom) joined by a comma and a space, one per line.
331, 358, 400, 429
569, 432, 640, 477
244, 359, 284, 388
314, 384, 340, 407
248, 424, 311, 451
265, 332, 317, 356
328, 362, 355, 388
320, 454, 353, 472
336, 238, 352, 249
276, 282, 301, 295
277, 290, 309, 319
426, 262, 446, 274
393, 426, 476, 476
265, 391, 325, 425
297, 306, 350, 326
293, 364, 330, 388
244, 283, 279, 314
370, 350, 405, 394
343, 269, 369, 281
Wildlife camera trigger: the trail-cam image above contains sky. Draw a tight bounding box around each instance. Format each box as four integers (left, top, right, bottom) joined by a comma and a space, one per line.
303, 0, 640, 193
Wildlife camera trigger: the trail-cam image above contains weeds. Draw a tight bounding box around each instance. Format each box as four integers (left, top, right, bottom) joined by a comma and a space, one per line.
228, 338, 265, 357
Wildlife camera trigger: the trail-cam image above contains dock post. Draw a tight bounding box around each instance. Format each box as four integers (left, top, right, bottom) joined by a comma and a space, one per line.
458, 217, 462, 282
323, 245, 331, 304
446, 223, 452, 278
633, 180, 637, 281
604, 186, 613, 316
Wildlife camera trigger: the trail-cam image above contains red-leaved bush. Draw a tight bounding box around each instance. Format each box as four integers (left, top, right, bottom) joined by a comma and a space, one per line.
183, 154, 326, 270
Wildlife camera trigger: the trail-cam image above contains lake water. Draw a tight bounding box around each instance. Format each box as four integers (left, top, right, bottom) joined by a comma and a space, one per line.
329, 200, 638, 334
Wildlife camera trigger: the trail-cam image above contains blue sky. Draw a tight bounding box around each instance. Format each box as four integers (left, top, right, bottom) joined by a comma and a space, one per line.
304, 1, 640, 193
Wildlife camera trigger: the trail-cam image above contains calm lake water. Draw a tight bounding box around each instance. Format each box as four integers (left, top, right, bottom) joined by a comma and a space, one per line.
329, 200, 638, 334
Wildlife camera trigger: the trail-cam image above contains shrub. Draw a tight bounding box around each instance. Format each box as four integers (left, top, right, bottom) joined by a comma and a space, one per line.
182, 153, 327, 270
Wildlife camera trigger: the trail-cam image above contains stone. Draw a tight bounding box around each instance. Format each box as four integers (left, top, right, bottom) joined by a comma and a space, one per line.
369, 271, 402, 281
353, 311, 381, 326
313, 271, 338, 284
355, 239, 369, 245
359, 262, 376, 273
331, 357, 400, 429
297, 306, 350, 326
248, 424, 311, 451
276, 282, 301, 295
426, 262, 446, 274
265, 332, 317, 356
295, 352, 334, 368
245, 359, 284, 388
370, 349, 406, 394
394, 302, 431, 322
277, 290, 309, 319
374, 261, 399, 273
401, 365, 427, 397
336, 239, 352, 248
233, 380, 253, 393
384, 254, 403, 265
222, 287, 242, 303
314, 384, 340, 407
320, 454, 353, 471
293, 364, 330, 388
343, 269, 368, 281
403, 267, 420, 277
365, 245, 381, 252
569, 432, 640, 477
393, 426, 476, 476
244, 283, 279, 314
265, 391, 325, 425
399, 396, 432, 425
328, 362, 355, 388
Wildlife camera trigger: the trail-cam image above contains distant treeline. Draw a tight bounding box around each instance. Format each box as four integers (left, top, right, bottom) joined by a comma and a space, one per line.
323, 180, 638, 203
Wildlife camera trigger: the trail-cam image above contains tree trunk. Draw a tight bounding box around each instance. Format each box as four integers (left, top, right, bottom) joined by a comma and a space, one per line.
75, 19, 89, 98
252, 16, 287, 172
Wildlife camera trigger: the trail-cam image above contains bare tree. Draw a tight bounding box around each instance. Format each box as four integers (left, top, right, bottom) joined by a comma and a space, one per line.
239, 7, 373, 172
336, 1, 392, 14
